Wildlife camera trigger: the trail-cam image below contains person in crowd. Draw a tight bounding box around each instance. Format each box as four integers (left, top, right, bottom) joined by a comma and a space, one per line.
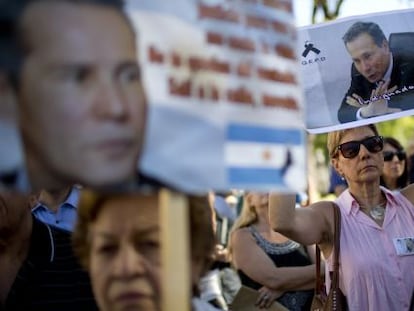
210, 191, 239, 247
0, 0, 147, 192
337, 21, 414, 123
406, 139, 414, 185
199, 193, 237, 310
31, 185, 81, 231
213, 192, 238, 224
269, 124, 414, 310
72, 190, 223, 311
380, 136, 408, 191
229, 191, 316, 310
0, 191, 97, 310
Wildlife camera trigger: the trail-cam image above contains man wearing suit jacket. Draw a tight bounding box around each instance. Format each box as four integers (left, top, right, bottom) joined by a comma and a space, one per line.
337, 21, 414, 123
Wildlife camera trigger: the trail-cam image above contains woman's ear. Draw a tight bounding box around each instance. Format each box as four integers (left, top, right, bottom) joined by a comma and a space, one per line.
331, 158, 343, 177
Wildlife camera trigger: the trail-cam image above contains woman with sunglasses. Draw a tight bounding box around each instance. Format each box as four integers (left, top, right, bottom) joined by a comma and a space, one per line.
269, 124, 414, 310
380, 137, 408, 191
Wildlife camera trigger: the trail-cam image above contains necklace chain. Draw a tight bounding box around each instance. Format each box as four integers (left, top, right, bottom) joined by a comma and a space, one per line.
360, 201, 387, 220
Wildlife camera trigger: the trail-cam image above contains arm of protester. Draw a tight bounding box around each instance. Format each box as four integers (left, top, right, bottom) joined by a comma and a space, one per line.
268, 192, 333, 256
231, 228, 316, 292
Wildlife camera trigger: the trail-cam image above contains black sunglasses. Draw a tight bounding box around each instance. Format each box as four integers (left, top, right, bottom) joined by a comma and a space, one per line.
383, 150, 406, 162
337, 136, 383, 159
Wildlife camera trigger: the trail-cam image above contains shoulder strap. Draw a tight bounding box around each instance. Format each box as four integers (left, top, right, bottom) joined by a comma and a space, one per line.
315, 242, 323, 293
314, 202, 341, 293
331, 202, 341, 290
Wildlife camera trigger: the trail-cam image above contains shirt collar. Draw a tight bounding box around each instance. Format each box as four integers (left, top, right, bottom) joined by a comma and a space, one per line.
338, 186, 398, 215
32, 186, 80, 212
66, 186, 80, 208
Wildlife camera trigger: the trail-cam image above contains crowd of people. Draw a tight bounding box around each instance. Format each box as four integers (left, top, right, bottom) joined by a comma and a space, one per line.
1, 0, 414, 311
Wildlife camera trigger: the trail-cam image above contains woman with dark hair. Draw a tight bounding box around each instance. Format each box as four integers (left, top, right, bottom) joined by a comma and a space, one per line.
380, 136, 408, 191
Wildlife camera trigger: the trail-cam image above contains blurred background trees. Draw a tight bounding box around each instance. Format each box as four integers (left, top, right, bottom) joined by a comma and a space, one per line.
312, 0, 345, 23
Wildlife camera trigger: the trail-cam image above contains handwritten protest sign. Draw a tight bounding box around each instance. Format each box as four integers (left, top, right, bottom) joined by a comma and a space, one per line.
127, 0, 306, 192
299, 8, 414, 134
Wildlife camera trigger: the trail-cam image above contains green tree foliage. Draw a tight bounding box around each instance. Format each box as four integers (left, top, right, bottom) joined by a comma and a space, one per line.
312, 0, 345, 23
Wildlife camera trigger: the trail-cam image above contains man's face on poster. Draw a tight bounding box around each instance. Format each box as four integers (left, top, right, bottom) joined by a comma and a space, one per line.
17, 2, 147, 190
346, 32, 391, 84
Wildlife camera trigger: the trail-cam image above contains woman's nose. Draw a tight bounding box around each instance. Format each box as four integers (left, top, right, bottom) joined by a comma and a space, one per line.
114, 245, 146, 278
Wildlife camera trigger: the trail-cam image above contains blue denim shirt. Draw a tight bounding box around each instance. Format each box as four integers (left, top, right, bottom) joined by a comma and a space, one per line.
32, 186, 80, 232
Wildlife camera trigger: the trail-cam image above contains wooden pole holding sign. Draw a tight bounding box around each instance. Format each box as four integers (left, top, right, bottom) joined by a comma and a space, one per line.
160, 189, 191, 311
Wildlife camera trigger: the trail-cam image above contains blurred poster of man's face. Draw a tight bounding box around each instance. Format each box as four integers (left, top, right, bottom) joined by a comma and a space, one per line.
345, 32, 390, 84
17, 1, 147, 191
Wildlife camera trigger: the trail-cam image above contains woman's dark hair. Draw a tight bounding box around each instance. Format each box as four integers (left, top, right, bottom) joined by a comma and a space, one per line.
380, 136, 408, 189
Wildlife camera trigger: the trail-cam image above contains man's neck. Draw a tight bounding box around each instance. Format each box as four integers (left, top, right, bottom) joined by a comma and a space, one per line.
25, 152, 72, 195
381, 53, 393, 82
37, 187, 72, 213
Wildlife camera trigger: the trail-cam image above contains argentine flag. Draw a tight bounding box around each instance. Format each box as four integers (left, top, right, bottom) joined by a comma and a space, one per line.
225, 123, 306, 191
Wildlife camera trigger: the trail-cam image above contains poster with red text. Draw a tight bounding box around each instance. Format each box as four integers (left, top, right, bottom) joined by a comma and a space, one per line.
127, 0, 307, 192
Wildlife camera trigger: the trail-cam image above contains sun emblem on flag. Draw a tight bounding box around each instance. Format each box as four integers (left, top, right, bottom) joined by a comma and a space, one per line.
262, 148, 272, 162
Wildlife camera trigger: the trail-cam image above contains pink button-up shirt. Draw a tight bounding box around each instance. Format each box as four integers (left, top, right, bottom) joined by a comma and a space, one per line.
326, 187, 414, 311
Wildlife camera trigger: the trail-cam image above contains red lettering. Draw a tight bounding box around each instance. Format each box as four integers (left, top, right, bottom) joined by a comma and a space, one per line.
198, 4, 239, 23
227, 87, 254, 104
262, 94, 298, 109
189, 56, 207, 71
229, 36, 256, 52
271, 20, 289, 34
169, 77, 191, 97
262, 0, 293, 13
275, 44, 296, 60
148, 45, 164, 63
207, 32, 224, 45
237, 61, 252, 77
209, 59, 230, 74
171, 52, 181, 67
188, 57, 230, 74
246, 15, 269, 29
257, 67, 296, 84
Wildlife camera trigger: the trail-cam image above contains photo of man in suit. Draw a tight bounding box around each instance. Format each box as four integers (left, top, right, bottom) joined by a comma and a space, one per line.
337, 21, 414, 123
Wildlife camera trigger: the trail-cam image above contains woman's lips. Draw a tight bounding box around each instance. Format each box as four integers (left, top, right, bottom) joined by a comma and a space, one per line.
114, 291, 150, 303
95, 139, 134, 157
